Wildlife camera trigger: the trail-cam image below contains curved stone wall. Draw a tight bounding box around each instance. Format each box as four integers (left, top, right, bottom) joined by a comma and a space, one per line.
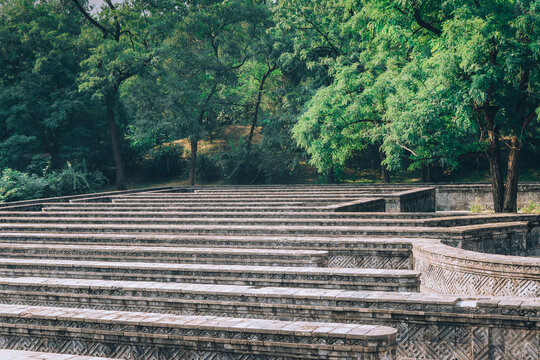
412, 239, 540, 297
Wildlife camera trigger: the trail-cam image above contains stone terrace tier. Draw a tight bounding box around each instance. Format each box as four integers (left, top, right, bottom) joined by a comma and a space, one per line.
0, 243, 328, 267
0, 258, 420, 292
0, 277, 536, 360
0, 184, 538, 359
0, 304, 397, 360
0, 350, 121, 360
0, 233, 414, 270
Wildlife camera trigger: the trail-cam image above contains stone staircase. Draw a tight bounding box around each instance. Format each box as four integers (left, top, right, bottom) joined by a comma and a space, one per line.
0, 185, 536, 359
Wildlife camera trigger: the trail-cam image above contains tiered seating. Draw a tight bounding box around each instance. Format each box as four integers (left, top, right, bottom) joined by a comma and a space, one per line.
0, 185, 536, 359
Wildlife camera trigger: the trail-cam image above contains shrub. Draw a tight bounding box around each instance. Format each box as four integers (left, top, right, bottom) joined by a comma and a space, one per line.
0, 168, 49, 202
520, 201, 540, 214
49, 162, 108, 196
221, 141, 263, 184
0, 163, 107, 202
196, 153, 223, 182
470, 198, 485, 213
139, 144, 188, 180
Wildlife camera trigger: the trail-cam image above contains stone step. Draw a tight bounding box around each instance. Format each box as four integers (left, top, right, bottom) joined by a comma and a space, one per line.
113, 193, 373, 200
0, 243, 328, 267
0, 215, 431, 227
126, 189, 387, 195
0, 214, 534, 228
0, 221, 516, 240
0, 258, 420, 291
0, 350, 120, 360
0, 304, 397, 359
42, 204, 329, 212
0, 233, 413, 269
110, 199, 329, 205
0, 210, 450, 219
0, 277, 536, 359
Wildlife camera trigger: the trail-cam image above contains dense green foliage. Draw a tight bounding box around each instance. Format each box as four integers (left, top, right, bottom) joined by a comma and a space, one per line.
0, 163, 107, 201
0, 0, 538, 211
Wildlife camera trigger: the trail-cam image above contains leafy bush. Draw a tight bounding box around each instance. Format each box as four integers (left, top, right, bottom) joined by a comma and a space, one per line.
49, 162, 107, 196
221, 141, 263, 184
138, 144, 188, 180
0, 163, 107, 202
470, 198, 485, 213
196, 153, 223, 182
0, 168, 50, 202
520, 201, 540, 214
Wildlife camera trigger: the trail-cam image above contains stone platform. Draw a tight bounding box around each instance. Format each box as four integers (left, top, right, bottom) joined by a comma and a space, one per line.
0, 185, 537, 359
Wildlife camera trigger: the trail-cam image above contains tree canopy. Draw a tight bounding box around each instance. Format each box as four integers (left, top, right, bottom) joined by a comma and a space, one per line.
0, 0, 538, 211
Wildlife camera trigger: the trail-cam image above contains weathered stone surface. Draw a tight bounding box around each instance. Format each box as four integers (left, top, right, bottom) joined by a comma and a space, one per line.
0, 258, 420, 291
0, 304, 397, 360
0, 184, 538, 359
0, 350, 121, 359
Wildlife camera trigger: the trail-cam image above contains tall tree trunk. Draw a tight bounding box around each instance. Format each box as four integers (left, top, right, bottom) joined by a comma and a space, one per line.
421, 165, 431, 183
106, 95, 126, 190
247, 65, 276, 150
379, 150, 390, 183
328, 164, 335, 184
487, 129, 504, 212
503, 135, 520, 212
189, 138, 198, 186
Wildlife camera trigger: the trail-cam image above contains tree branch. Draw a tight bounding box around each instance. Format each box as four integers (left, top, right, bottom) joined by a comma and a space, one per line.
303, 18, 340, 56
69, 0, 111, 39
411, 5, 442, 36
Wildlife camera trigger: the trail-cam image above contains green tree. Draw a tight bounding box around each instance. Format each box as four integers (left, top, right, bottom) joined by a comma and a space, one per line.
68, 0, 174, 189
287, 0, 539, 209
0, 0, 107, 172
127, 0, 270, 186
378, 0, 540, 211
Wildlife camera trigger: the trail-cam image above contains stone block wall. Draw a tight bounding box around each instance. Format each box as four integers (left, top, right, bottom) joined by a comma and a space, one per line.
435, 183, 540, 211
412, 239, 540, 297
0, 304, 397, 360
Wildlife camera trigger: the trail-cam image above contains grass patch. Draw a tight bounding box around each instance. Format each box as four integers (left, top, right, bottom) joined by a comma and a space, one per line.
520, 200, 540, 214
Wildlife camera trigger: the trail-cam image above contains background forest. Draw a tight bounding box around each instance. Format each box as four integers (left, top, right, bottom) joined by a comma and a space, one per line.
0, 0, 538, 212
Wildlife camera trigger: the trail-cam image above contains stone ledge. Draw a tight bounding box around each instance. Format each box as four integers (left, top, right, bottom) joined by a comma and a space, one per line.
0, 349, 121, 360
0, 258, 420, 292
412, 238, 540, 297
0, 278, 536, 359
0, 304, 397, 359
0, 244, 328, 267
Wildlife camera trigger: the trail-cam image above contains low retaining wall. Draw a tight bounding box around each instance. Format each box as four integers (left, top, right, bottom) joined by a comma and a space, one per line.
328, 198, 386, 212
0, 278, 536, 360
436, 183, 540, 211
0, 304, 397, 360
412, 239, 540, 297
440, 222, 532, 255
384, 187, 436, 212
0, 232, 414, 270
0, 186, 176, 211
0, 258, 420, 291
0, 350, 120, 360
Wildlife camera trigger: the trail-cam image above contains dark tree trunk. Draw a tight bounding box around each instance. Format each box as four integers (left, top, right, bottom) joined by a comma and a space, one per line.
503, 135, 520, 212
487, 129, 504, 212
189, 138, 198, 186
379, 150, 390, 183
247, 65, 276, 150
327, 164, 335, 184
106, 95, 126, 190
420, 165, 431, 183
